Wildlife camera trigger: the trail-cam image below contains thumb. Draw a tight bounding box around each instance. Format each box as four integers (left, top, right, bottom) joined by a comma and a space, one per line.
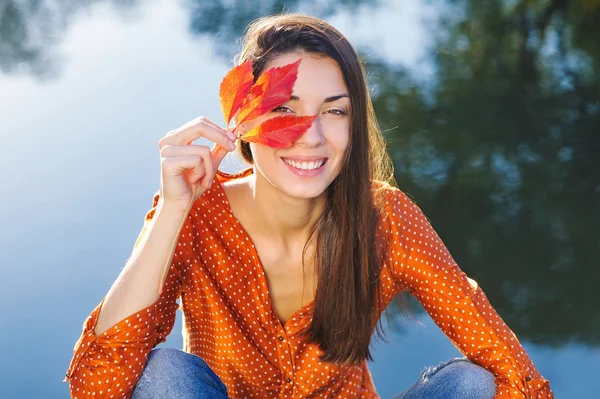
211, 143, 230, 170
212, 124, 242, 170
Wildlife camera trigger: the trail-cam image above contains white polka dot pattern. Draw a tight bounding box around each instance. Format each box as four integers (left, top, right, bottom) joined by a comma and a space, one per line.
379, 183, 554, 399
63, 168, 553, 399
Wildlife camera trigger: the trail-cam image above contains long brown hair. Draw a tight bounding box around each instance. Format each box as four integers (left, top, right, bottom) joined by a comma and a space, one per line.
234, 12, 397, 365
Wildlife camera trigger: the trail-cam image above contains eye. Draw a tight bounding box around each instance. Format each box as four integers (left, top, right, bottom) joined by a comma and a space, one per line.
271, 107, 348, 116
272, 106, 291, 113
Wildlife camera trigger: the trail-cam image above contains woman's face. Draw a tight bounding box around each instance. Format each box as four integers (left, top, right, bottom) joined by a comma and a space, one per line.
239, 52, 351, 199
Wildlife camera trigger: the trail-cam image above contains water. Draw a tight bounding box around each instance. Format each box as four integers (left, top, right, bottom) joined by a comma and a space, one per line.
1, 0, 598, 397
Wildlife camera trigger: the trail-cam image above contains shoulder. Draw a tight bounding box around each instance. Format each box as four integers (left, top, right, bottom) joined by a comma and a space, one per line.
370, 180, 430, 241
371, 180, 418, 213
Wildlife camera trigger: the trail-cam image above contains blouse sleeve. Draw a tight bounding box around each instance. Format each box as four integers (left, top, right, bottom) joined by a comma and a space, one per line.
63, 191, 194, 399
383, 186, 554, 399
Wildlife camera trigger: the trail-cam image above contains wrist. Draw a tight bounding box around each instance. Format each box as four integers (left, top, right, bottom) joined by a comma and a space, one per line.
156, 199, 192, 220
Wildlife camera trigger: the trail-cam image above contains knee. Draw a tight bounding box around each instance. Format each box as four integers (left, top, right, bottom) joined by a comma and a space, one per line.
132, 348, 228, 399
440, 361, 496, 399
140, 348, 188, 380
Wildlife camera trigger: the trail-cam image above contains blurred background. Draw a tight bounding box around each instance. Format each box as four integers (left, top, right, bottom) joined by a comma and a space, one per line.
1, 0, 598, 397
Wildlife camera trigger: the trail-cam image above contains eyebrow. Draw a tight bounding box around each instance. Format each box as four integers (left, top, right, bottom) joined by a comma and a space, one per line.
289, 94, 350, 103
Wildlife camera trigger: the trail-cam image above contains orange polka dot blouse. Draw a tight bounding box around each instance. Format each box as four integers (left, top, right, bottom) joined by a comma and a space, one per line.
64, 168, 554, 398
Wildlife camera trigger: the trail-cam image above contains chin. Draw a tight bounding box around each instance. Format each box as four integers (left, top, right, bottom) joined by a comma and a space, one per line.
280, 183, 329, 200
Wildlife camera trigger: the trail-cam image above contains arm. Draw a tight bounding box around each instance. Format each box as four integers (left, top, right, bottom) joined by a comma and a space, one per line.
95, 192, 190, 335
384, 187, 553, 399
64, 191, 194, 399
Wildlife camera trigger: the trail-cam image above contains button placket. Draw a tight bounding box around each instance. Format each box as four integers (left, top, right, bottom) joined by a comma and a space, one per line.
274, 327, 295, 390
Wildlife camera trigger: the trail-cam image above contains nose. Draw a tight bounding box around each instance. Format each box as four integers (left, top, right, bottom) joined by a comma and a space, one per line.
295, 116, 325, 147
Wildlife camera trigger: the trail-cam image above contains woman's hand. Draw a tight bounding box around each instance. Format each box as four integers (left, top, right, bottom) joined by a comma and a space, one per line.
157, 116, 237, 212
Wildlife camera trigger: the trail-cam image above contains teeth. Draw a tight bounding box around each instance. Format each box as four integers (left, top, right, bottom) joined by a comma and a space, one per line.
283, 158, 325, 170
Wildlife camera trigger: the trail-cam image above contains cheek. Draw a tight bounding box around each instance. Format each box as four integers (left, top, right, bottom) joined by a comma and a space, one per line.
330, 127, 351, 156
249, 144, 276, 165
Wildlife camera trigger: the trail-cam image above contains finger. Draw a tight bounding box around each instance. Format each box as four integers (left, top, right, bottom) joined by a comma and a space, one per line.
164, 116, 223, 136
211, 143, 232, 171
198, 147, 214, 189
198, 117, 229, 133
161, 144, 220, 189
161, 145, 214, 188
160, 138, 230, 173
197, 117, 239, 146
160, 144, 211, 158
160, 117, 236, 150
162, 155, 205, 183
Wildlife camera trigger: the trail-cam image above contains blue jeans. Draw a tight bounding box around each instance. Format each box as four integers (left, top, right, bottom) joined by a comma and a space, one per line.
131, 348, 229, 399
391, 357, 496, 399
132, 348, 496, 399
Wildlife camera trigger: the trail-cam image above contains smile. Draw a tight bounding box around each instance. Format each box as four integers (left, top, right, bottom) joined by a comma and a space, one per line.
281, 158, 327, 171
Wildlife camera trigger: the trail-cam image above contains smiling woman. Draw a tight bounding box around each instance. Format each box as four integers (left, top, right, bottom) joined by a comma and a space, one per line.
64, 11, 555, 399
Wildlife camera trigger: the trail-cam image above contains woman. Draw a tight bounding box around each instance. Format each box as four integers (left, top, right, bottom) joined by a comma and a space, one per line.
64, 12, 554, 399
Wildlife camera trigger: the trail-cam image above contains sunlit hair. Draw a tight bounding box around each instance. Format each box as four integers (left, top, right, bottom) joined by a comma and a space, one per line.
233, 12, 399, 365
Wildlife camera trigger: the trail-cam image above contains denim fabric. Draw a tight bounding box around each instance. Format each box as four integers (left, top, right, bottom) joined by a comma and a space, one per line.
392, 357, 496, 399
132, 349, 495, 399
131, 348, 229, 399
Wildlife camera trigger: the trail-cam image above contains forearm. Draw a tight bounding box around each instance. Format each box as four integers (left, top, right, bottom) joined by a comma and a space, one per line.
384, 186, 554, 397
94, 201, 189, 336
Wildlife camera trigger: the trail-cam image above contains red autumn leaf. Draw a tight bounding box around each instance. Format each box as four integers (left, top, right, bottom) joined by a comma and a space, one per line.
218, 60, 254, 128
239, 114, 317, 148
218, 57, 318, 149
235, 58, 302, 127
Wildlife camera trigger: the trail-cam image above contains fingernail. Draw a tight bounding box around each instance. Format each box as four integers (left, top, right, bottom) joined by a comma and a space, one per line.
228, 140, 236, 150
227, 132, 236, 141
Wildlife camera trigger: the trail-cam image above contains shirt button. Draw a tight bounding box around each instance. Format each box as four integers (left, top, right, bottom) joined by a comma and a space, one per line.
278, 336, 284, 341
526, 376, 532, 382
286, 377, 291, 383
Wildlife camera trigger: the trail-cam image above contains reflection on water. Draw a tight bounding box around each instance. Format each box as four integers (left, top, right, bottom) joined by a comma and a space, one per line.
1, 0, 597, 397
0, 0, 143, 78
368, 0, 600, 348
